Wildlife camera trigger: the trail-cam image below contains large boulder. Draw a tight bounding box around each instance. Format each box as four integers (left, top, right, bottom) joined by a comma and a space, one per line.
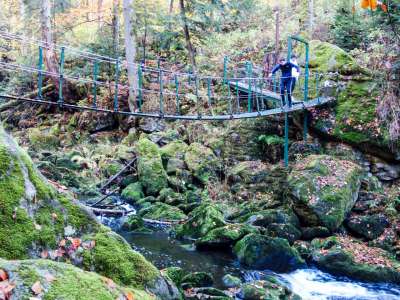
0, 259, 155, 300
311, 237, 400, 283
175, 203, 226, 239
0, 127, 180, 299
121, 182, 144, 204
233, 234, 304, 272
346, 214, 389, 240
184, 143, 221, 184
138, 202, 187, 221
287, 155, 363, 231
136, 137, 168, 195
195, 224, 258, 250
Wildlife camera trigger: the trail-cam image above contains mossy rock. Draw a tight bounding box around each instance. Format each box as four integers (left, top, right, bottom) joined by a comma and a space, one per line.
136, 137, 168, 195
174, 203, 226, 239
160, 140, 188, 161
157, 187, 185, 206
345, 214, 389, 240
181, 272, 214, 288
162, 267, 186, 286
138, 202, 187, 221
195, 224, 259, 250
0, 126, 181, 299
0, 258, 155, 300
240, 278, 301, 300
233, 234, 305, 272
121, 215, 151, 233
184, 143, 221, 184
222, 274, 241, 288
121, 182, 144, 204
287, 155, 363, 232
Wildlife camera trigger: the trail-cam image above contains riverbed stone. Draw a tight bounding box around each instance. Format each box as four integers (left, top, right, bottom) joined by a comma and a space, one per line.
301, 226, 331, 240
121, 182, 144, 204
311, 237, 400, 283
346, 214, 389, 240
181, 272, 214, 288
195, 224, 259, 250
184, 287, 230, 300
287, 155, 363, 232
136, 137, 168, 195
222, 274, 242, 288
175, 203, 226, 239
233, 234, 305, 272
239, 278, 302, 300
138, 202, 187, 221
184, 142, 221, 184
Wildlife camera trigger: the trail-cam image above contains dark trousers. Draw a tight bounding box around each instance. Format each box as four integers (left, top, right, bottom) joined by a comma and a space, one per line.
291, 78, 296, 93
280, 78, 293, 107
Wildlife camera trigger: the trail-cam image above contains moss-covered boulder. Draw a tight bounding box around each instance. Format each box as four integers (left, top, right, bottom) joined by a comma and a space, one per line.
138, 202, 187, 221
195, 224, 258, 250
184, 143, 221, 184
233, 234, 305, 272
239, 278, 301, 300
121, 215, 151, 233
174, 203, 226, 239
157, 187, 185, 205
222, 274, 242, 288
160, 140, 188, 161
311, 237, 400, 283
136, 137, 168, 195
181, 272, 214, 288
121, 182, 144, 204
345, 214, 389, 240
162, 266, 186, 286
287, 155, 363, 232
0, 258, 155, 300
0, 127, 180, 299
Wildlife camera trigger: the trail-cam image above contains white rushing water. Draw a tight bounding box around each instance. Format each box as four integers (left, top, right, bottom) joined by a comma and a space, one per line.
279, 269, 400, 300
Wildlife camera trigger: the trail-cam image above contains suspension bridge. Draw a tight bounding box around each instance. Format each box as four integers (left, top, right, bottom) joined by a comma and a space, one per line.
0, 31, 334, 166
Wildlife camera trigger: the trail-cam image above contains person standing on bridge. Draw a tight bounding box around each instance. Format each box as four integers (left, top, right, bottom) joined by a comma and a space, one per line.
270, 57, 300, 108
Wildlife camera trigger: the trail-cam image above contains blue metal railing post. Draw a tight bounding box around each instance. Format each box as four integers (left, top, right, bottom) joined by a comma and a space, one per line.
37, 46, 43, 99
58, 46, 65, 106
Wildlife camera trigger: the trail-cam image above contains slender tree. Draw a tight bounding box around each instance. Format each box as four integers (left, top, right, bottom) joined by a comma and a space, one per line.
112, 0, 120, 57
123, 0, 138, 112
179, 0, 196, 72
40, 0, 59, 90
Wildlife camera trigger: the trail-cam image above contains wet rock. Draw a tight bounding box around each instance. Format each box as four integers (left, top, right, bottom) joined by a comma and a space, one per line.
138, 202, 187, 221
166, 158, 186, 175
184, 287, 230, 300
239, 278, 301, 300
157, 187, 185, 206
162, 267, 186, 286
181, 272, 214, 288
121, 216, 151, 233
287, 155, 363, 232
121, 182, 144, 204
346, 214, 389, 240
175, 203, 226, 239
222, 274, 242, 288
301, 226, 331, 240
233, 234, 305, 272
195, 224, 258, 250
136, 137, 168, 195
293, 240, 313, 261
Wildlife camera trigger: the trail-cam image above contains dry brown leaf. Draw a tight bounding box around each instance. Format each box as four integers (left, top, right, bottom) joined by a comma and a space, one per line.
31, 281, 43, 295
59, 239, 66, 247
41, 250, 49, 259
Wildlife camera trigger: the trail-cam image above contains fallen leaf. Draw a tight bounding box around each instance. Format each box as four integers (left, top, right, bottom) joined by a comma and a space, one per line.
59, 239, 66, 247
0, 270, 7, 281
41, 250, 49, 259
31, 281, 43, 295
44, 273, 55, 283
125, 291, 135, 300
51, 213, 58, 220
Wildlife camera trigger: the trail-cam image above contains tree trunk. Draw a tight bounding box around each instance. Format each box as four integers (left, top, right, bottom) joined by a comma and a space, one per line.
179, 0, 196, 73
97, 0, 103, 29
112, 0, 120, 57
123, 0, 138, 112
274, 8, 280, 65
169, 0, 174, 13
308, 0, 314, 36
19, 0, 28, 56
40, 0, 59, 91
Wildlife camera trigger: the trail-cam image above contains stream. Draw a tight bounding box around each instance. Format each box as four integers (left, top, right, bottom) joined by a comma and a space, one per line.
96, 203, 400, 300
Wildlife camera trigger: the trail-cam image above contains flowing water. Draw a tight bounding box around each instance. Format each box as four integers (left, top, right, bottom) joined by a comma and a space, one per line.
95, 202, 400, 300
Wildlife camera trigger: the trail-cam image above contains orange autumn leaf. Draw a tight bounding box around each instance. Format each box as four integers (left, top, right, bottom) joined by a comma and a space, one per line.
125, 291, 135, 300
361, 0, 378, 10
361, 0, 369, 9
0, 269, 8, 281
381, 3, 388, 12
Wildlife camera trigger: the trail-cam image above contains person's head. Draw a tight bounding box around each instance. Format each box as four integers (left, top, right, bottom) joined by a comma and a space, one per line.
290, 54, 297, 63
279, 57, 286, 65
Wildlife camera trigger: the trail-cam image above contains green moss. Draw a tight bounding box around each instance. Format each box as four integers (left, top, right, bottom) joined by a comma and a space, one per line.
136, 137, 168, 195
121, 182, 145, 203
82, 231, 159, 288
27, 128, 60, 150
160, 140, 188, 160
162, 267, 186, 286
139, 202, 187, 221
